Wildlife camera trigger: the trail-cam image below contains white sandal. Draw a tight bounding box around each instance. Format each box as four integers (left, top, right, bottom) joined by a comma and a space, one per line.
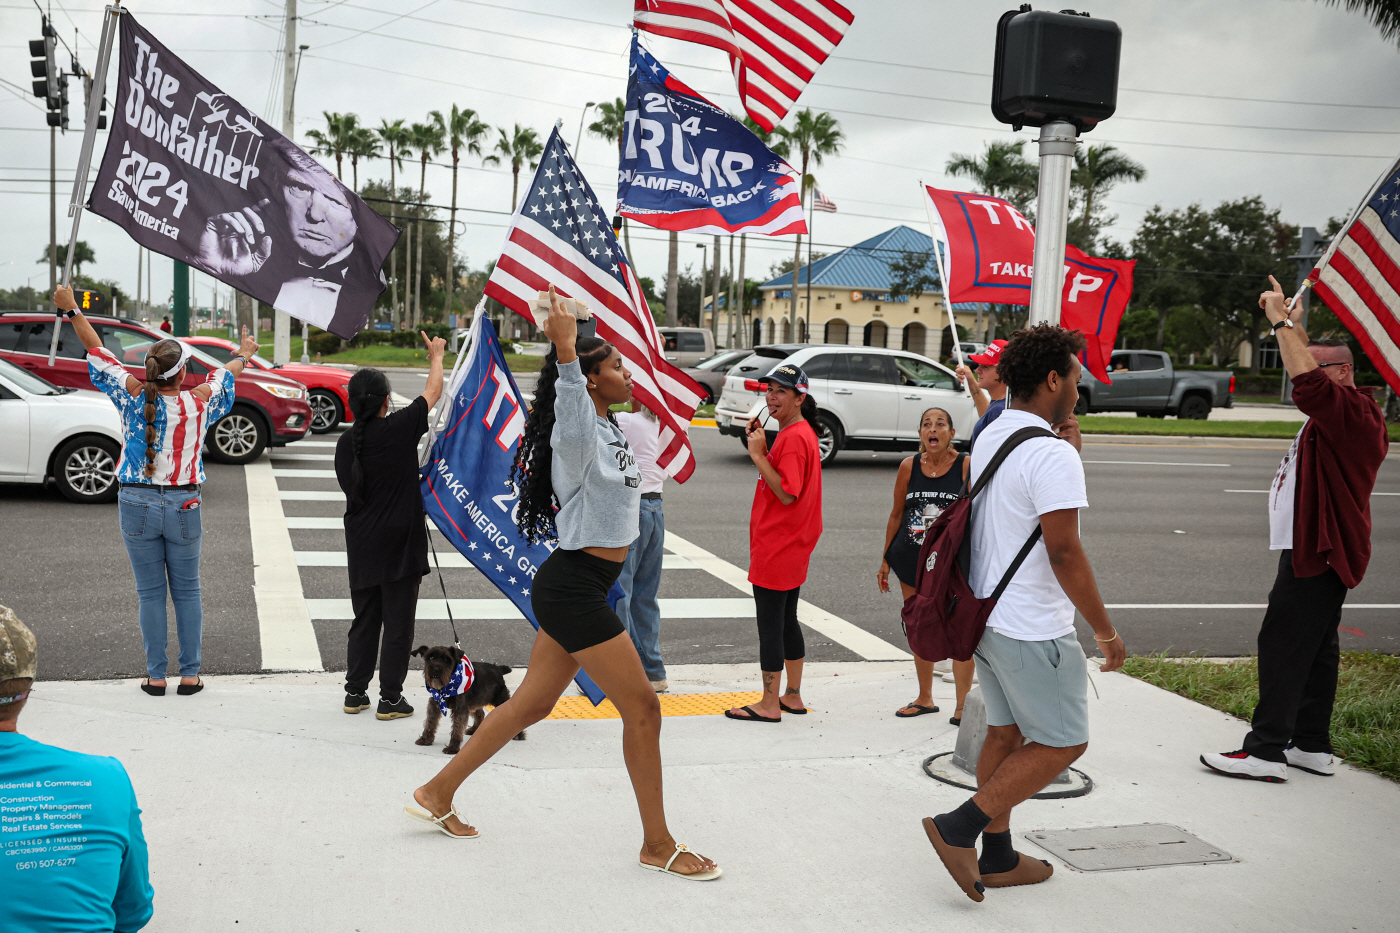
639, 842, 723, 881
403, 803, 479, 839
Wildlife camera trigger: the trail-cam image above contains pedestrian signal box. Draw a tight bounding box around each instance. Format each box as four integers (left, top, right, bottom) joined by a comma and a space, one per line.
991, 6, 1120, 133
75, 289, 106, 314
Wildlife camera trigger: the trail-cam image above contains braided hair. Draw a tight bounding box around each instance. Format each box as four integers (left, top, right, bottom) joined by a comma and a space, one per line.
510, 336, 615, 544
346, 368, 391, 508
141, 339, 186, 478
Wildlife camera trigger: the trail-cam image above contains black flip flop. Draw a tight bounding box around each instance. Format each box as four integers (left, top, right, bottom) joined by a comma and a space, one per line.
140, 679, 165, 697
895, 703, 939, 718
779, 702, 808, 715
724, 705, 779, 723
176, 678, 204, 696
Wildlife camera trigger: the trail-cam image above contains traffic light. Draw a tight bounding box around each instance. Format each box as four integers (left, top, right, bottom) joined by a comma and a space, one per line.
82, 73, 107, 131
29, 17, 58, 107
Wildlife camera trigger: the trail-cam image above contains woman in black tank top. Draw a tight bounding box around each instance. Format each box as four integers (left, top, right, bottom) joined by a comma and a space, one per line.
877, 407, 977, 724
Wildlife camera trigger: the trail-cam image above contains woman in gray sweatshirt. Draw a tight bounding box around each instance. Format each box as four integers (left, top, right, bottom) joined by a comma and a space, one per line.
408, 288, 720, 881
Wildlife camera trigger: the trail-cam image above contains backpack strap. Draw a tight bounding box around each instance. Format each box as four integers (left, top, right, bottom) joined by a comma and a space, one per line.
967, 425, 1060, 499
990, 525, 1043, 600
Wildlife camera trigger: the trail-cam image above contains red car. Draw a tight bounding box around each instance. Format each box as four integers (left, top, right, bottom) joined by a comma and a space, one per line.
0, 312, 311, 464
186, 336, 354, 434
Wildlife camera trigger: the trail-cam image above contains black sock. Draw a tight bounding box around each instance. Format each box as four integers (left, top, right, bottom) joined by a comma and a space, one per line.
978, 829, 1017, 874
932, 799, 991, 849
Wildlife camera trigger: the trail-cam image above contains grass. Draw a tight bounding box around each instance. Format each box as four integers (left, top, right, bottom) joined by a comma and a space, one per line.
1077, 415, 1400, 442
695, 403, 716, 420
193, 328, 545, 372
1122, 653, 1400, 782
1234, 394, 1293, 405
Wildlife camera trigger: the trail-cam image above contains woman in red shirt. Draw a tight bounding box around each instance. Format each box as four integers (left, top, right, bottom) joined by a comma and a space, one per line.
726, 363, 823, 723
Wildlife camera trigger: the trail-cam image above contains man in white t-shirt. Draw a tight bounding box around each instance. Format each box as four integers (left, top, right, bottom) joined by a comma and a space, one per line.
614, 403, 668, 692
923, 324, 1125, 904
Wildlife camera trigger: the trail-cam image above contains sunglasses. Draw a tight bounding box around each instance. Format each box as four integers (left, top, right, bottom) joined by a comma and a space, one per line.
1316, 361, 1348, 368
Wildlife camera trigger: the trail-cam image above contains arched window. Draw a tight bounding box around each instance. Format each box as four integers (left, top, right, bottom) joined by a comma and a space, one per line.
903, 321, 927, 356
863, 320, 887, 348
824, 318, 848, 345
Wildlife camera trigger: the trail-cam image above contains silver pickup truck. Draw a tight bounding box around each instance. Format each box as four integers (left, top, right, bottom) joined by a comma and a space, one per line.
1076, 350, 1234, 419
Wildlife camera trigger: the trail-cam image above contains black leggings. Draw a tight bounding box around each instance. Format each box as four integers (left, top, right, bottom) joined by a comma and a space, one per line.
532, 548, 626, 653
754, 584, 805, 673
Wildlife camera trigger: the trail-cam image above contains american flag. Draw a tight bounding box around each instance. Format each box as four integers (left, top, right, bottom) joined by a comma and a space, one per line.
1309, 155, 1400, 393
484, 128, 706, 482
812, 187, 837, 213
633, 0, 854, 133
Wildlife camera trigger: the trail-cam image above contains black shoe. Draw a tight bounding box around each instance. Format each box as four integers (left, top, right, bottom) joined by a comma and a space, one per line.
344, 692, 371, 714
376, 695, 414, 720
176, 677, 204, 696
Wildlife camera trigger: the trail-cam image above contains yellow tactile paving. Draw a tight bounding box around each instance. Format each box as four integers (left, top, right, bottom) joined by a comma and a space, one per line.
545, 691, 764, 719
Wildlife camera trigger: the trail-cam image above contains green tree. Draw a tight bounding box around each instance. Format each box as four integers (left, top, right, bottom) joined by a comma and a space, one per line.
40, 240, 95, 276
408, 119, 446, 329
376, 118, 412, 328
345, 125, 380, 192
305, 111, 359, 180
1069, 144, 1146, 252
432, 104, 490, 320
945, 140, 1037, 210
1128, 203, 1209, 351
485, 124, 543, 212
888, 250, 939, 301
770, 109, 844, 332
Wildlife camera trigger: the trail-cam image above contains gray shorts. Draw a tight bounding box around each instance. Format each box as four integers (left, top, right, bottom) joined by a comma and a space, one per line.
973, 628, 1089, 748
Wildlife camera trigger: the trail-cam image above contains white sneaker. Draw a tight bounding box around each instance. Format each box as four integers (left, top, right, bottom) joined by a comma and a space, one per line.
933, 660, 953, 674
942, 671, 977, 684
651, 679, 668, 694
1285, 745, 1337, 776
1200, 750, 1287, 783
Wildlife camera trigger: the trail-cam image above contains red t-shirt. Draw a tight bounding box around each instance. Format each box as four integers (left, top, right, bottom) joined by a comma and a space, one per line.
748, 420, 824, 590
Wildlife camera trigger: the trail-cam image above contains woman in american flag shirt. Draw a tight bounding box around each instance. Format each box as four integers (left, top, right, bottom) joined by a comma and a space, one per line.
55, 285, 254, 697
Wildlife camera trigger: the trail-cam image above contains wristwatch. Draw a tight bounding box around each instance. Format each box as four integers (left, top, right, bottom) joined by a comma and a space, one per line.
1270, 318, 1294, 336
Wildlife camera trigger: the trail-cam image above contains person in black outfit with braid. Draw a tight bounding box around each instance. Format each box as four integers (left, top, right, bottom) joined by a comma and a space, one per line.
879, 407, 976, 724
334, 332, 446, 720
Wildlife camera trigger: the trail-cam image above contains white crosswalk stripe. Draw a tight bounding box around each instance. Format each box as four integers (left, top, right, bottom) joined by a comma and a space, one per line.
273, 469, 338, 478
293, 550, 699, 569
305, 597, 756, 620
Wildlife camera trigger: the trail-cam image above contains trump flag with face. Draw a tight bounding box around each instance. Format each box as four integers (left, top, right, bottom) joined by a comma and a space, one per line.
88, 13, 399, 339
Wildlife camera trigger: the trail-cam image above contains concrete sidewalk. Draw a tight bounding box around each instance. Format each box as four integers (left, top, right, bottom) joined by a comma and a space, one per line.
21, 662, 1399, 932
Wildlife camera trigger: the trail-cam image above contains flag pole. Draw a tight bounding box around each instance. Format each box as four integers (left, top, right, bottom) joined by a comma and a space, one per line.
1291, 150, 1400, 309
920, 181, 963, 371
48, 0, 122, 365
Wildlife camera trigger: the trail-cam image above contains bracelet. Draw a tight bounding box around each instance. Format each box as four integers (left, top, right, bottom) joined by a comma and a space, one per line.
1093, 627, 1119, 643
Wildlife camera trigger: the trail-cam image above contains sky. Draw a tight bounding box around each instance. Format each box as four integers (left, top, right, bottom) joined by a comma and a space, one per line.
3, 0, 1399, 310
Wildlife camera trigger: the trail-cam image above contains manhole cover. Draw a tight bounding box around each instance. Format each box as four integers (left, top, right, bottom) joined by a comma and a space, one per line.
1025, 824, 1233, 872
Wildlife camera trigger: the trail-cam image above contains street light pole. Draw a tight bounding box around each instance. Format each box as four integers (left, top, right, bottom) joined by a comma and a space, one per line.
574, 101, 595, 156
696, 243, 707, 326
1027, 120, 1077, 327
273, 0, 297, 365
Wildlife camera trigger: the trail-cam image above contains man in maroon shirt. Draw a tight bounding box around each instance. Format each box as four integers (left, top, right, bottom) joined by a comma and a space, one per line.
1202, 275, 1389, 783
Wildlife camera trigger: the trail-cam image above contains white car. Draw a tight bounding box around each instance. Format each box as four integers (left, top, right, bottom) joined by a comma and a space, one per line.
0, 357, 123, 503
714, 344, 976, 464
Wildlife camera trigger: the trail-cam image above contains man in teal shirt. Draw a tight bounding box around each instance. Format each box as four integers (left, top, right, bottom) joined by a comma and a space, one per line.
0, 605, 154, 932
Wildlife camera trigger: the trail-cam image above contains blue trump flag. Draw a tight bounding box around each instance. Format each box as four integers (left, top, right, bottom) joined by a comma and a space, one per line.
420, 310, 606, 705
618, 36, 806, 236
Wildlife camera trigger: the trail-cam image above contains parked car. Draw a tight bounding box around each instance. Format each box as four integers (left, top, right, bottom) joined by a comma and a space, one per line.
185, 335, 353, 433
714, 344, 976, 464
683, 348, 751, 404
0, 313, 311, 463
0, 357, 123, 503
1077, 350, 1234, 419
658, 327, 716, 368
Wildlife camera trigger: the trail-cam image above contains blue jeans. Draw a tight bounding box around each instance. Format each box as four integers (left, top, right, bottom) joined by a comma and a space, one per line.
617, 498, 666, 680
118, 486, 204, 681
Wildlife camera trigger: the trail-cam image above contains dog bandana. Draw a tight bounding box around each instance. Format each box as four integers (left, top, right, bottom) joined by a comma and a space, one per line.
426, 655, 476, 718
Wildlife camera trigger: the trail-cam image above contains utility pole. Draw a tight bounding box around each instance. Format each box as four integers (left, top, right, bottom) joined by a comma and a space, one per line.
49, 126, 57, 293
736, 234, 747, 348
273, 0, 297, 365
710, 234, 722, 344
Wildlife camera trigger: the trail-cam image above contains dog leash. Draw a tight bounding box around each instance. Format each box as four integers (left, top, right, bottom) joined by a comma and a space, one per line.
426, 516, 462, 650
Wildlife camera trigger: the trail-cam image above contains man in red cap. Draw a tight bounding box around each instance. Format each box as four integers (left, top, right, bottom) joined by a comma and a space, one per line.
957, 339, 1009, 450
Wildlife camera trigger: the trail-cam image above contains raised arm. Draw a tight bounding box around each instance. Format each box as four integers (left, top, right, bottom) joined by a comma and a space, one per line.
55, 286, 142, 396
957, 364, 990, 416
419, 330, 447, 409
1260, 275, 1314, 378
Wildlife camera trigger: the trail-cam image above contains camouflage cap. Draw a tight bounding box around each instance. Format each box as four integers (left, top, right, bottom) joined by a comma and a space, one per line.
0, 605, 37, 682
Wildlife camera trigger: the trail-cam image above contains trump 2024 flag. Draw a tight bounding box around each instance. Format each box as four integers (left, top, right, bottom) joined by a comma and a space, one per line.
421, 310, 605, 705
88, 14, 398, 339
618, 36, 806, 236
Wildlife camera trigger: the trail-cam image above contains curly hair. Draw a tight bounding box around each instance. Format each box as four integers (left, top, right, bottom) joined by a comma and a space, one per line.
996, 324, 1087, 403
346, 368, 391, 508
510, 337, 616, 544
141, 339, 186, 478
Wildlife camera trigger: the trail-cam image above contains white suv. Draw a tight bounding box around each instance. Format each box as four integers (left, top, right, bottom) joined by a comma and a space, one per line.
0, 357, 123, 503
714, 344, 976, 464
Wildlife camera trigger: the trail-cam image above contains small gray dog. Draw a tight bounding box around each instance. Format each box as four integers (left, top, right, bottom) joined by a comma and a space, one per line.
411, 644, 524, 754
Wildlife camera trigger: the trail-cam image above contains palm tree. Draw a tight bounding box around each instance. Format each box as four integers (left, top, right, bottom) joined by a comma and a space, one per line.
345, 125, 380, 192
770, 109, 844, 332
377, 118, 412, 328
945, 140, 1037, 205
1318, 0, 1400, 42
588, 99, 636, 263
485, 124, 543, 212
1070, 143, 1146, 252
408, 119, 446, 329
432, 105, 490, 321
305, 112, 359, 180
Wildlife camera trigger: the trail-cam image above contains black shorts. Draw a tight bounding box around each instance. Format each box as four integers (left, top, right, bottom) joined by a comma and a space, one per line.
531, 548, 626, 653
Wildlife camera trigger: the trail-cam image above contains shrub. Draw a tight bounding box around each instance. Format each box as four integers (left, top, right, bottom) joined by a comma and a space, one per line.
309, 331, 342, 356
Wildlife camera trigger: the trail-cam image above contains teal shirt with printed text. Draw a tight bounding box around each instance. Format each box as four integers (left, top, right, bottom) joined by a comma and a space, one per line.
0, 733, 153, 932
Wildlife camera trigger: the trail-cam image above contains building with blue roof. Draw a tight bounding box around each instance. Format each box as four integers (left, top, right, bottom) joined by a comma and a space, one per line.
704, 225, 984, 358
